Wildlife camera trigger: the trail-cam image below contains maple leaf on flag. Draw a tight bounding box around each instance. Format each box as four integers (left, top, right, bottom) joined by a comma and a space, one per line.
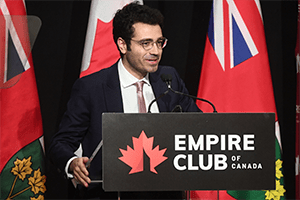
119, 130, 167, 174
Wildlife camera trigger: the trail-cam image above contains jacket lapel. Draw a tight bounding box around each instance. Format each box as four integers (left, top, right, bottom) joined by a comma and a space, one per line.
103, 62, 124, 112
149, 68, 169, 112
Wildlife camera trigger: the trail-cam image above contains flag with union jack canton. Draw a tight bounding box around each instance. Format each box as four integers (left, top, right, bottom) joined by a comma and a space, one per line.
0, 0, 45, 199
192, 0, 285, 199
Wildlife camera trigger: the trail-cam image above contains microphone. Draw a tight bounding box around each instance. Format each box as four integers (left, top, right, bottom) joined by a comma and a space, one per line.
147, 74, 176, 113
160, 74, 217, 113
161, 74, 172, 89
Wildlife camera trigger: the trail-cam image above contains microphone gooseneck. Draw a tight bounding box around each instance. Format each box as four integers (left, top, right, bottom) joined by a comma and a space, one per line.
148, 74, 173, 113
147, 89, 169, 113
160, 74, 217, 113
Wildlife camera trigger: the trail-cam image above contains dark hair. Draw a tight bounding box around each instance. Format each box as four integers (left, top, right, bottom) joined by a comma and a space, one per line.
113, 1, 164, 56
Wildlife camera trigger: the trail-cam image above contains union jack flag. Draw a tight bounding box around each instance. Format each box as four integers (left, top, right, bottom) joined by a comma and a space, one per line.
209, 0, 260, 71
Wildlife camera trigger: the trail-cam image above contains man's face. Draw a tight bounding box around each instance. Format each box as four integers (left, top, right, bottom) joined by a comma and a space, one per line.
118, 22, 164, 79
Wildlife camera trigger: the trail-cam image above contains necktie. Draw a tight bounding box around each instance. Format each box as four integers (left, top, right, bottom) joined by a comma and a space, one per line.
135, 81, 147, 113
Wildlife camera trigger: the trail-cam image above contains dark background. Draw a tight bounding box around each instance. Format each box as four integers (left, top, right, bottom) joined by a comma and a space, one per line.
25, 0, 297, 199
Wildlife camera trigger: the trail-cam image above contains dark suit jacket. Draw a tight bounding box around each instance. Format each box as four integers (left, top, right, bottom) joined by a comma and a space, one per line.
48, 61, 201, 199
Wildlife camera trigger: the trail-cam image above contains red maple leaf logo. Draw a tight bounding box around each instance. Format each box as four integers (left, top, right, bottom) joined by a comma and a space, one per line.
119, 130, 168, 174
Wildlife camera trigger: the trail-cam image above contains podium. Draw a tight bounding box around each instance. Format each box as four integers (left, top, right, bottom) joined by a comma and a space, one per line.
101, 113, 275, 192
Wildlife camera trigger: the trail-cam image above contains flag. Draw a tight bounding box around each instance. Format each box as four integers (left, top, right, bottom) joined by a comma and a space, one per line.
80, 0, 143, 77
192, 0, 285, 199
295, 0, 300, 199
0, 0, 45, 199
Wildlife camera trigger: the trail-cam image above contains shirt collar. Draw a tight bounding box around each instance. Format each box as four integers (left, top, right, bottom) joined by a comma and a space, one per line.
118, 59, 150, 88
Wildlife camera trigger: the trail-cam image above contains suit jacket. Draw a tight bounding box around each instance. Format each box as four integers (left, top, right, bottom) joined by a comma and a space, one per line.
48, 61, 201, 199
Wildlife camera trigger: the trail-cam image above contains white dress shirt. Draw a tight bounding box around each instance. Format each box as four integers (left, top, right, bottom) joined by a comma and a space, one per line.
118, 59, 159, 113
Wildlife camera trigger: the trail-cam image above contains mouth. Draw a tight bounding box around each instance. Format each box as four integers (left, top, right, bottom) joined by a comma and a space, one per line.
146, 58, 158, 65
144, 56, 159, 65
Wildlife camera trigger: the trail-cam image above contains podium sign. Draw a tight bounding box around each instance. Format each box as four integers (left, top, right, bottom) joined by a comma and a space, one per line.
102, 113, 275, 191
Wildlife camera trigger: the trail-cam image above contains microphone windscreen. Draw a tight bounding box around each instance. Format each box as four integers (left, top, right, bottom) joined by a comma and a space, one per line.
160, 74, 172, 82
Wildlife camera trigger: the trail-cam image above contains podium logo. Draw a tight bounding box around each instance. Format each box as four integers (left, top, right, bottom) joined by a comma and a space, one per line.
119, 130, 167, 174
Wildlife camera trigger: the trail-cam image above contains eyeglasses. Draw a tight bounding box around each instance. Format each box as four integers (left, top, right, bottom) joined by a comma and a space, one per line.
131, 37, 168, 51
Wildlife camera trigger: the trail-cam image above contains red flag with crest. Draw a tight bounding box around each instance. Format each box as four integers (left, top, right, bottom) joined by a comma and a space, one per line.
192, 0, 285, 199
0, 0, 45, 199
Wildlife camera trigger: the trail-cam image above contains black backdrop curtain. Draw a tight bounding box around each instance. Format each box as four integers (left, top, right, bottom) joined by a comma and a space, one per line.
25, 0, 297, 199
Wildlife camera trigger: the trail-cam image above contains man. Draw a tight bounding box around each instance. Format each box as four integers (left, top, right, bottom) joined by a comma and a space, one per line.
48, 2, 201, 199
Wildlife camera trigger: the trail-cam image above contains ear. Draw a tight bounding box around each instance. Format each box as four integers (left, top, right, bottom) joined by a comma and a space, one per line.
117, 37, 127, 55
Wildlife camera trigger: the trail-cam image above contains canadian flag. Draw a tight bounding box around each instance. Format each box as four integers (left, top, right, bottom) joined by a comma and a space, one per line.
80, 0, 143, 77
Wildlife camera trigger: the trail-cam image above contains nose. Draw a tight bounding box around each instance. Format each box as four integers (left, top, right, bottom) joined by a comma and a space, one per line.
149, 42, 160, 54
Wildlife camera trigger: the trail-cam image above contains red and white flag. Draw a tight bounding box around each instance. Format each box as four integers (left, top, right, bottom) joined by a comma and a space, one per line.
0, 0, 45, 199
295, 0, 300, 199
80, 0, 143, 77
192, 0, 285, 199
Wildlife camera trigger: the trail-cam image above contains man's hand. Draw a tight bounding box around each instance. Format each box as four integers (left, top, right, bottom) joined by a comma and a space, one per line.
69, 157, 91, 187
